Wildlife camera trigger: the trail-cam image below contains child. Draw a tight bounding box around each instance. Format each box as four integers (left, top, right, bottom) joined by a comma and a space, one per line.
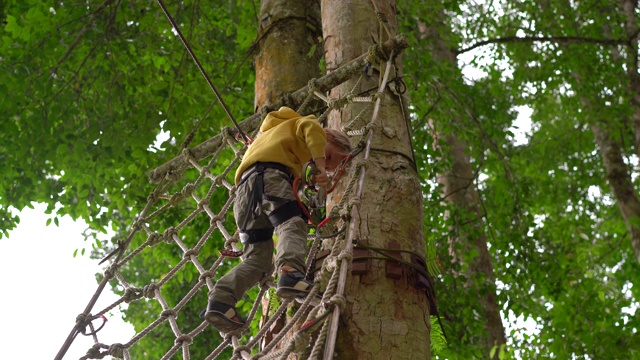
202, 106, 352, 332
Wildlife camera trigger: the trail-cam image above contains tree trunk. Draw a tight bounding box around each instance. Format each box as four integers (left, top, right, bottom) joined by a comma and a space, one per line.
252, 0, 322, 352
578, 1, 640, 264
591, 124, 640, 263
431, 129, 507, 353
254, 0, 322, 109
619, 0, 640, 263
421, 7, 506, 357
321, 0, 430, 358
619, 0, 640, 160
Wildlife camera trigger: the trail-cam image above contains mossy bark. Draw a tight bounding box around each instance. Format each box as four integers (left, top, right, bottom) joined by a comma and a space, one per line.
253, 0, 322, 110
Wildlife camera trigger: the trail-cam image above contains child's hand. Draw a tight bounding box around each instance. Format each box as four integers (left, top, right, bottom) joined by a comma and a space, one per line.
311, 157, 331, 189
314, 170, 331, 189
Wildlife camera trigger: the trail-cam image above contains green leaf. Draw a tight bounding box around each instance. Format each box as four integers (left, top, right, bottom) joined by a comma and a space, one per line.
307, 43, 317, 58
490, 345, 498, 359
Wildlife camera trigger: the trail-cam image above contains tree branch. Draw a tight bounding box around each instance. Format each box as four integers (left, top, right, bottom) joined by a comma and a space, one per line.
147, 34, 409, 183
456, 35, 630, 55
52, 0, 117, 73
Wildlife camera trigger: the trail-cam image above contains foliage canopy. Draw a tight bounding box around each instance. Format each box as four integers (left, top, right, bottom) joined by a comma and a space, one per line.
2, 0, 639, 358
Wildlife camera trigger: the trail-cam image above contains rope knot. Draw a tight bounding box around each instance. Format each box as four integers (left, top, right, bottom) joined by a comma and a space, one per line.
345, 94, 355, 104
338, 207, 351, 218
338, 251, 353, 262
328, 96, 349, 110
161, 308, 177, 318
183, 249, 197, 259
168, 192, 183, 207
84, 343, 106, 359
197, 198, 210, 210
234, 345, 251, 356
359, 158, 371, 168
367, 44, 382, 64
163, 227, 177, 243
328, 294, 347, 310
212, 174, 224, 186
147, 232, 162, 246
76, 312, 91, 327
108, 343, 126, 359
147, 191, 159, 203
165, 170, 181, 183
324, 256, 338, 272
104, 266, 116, 279
143, 283, 158, 298
199, 270, 215, 282
132, 218, 144, 231
175, 334, 193, 345
210, 214, 223, 226
123, 287, 144, 303
181, 183, 195, 197
364, 122, 379, 134
181, 148, 196, 163
307, 78, 319, 92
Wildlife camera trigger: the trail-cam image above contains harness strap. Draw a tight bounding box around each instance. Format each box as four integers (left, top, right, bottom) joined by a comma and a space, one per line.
269, 200, 304, 227
239, 228, 275, 245
239, 162, 293, 232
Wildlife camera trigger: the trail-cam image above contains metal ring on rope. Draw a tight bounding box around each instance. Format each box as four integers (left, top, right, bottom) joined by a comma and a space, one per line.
77, 313, 108, 336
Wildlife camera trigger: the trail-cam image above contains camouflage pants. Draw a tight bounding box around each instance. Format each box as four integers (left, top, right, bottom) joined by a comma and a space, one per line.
210, 166, 308, 305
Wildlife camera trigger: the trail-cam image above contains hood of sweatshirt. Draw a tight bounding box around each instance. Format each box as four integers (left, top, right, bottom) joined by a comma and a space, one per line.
259, 106, 300, 132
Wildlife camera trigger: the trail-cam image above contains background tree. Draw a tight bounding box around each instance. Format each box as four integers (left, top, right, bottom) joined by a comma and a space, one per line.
2, 0, 639, 359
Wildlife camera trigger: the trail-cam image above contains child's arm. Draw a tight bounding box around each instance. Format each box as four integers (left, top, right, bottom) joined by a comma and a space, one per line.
312, 157, 330, 189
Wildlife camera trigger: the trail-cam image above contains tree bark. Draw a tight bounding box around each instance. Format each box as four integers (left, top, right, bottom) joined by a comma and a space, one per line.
322, 1, 430, 358
252, 0, 322, 352
591, 124, 640, 262
253, 0, 322, 109
421, 7, 506, 357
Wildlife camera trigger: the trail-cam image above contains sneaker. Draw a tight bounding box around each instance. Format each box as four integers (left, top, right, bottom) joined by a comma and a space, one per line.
276, 271, 314, 299
201, 301, 246, 332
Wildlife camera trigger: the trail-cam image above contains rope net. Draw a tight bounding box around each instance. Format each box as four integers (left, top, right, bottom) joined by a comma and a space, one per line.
59, 50, 399, 360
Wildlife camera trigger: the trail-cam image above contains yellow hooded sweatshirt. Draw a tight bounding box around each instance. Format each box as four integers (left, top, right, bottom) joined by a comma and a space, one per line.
234, 107, 326, 184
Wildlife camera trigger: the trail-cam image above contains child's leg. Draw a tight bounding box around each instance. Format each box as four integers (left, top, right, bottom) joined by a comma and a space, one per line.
210, 239, 273, 305
209, 172, 274, 306
260, 170, 309, 273
274, 216, 308, 273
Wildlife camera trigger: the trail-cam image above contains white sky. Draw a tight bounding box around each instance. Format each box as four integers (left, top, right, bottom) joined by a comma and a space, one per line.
0, 203, 135, 360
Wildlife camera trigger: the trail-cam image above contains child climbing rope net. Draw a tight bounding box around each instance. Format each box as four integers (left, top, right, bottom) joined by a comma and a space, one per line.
201, 107, 352, 333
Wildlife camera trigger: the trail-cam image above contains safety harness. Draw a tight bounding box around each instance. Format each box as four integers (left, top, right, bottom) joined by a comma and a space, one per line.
233, 142, 363, 247
237, 162, 304, 245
